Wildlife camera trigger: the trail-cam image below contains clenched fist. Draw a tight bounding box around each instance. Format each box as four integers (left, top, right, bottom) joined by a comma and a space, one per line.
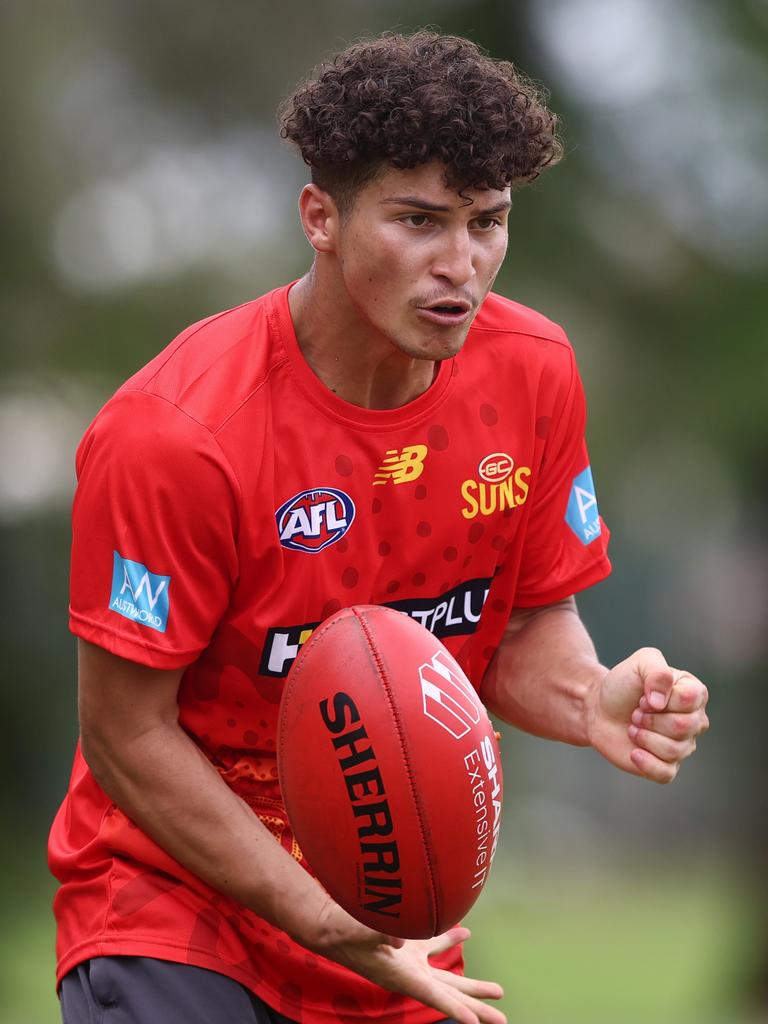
587, 647, 709, 783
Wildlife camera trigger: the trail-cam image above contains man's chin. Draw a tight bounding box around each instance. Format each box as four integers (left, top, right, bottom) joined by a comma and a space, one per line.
420, 329, 472, 361
394, 324, 472, 362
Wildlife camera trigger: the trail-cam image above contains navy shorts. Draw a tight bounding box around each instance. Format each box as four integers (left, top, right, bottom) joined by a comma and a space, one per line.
60, 956, 460, 1023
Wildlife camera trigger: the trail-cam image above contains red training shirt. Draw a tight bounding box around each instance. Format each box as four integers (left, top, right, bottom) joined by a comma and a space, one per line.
49, 284, 611, 1023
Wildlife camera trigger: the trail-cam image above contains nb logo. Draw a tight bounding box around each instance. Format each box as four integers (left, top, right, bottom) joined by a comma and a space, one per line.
419, 650, 482, 740
109, 552, 171, 633
373, 445, 428, 486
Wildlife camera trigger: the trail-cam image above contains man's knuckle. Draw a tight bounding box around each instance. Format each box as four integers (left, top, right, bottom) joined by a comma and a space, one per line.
679, 687, 696, 708
639, 645, 663, 661
667, 737, 683, 759
672, 715, 689, 739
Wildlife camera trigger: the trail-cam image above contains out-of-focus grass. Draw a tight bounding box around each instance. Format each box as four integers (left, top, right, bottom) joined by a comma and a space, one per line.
1, 851, 762, 1024
464, 857, 762, 1024
0, 850, 59, 1024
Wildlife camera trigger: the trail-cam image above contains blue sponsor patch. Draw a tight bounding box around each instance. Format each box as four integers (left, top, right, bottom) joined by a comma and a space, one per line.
109, 551, 171, 632
565, 467, 602, 545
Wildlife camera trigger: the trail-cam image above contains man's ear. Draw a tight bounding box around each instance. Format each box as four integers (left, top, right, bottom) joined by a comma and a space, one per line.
298, 184, 340, 254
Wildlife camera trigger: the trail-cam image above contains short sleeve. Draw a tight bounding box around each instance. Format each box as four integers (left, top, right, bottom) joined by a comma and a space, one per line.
69, 389, 241, 668
514, 349, 611, 606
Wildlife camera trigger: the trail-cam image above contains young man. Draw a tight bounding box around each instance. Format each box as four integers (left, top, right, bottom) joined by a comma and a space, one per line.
49, 31, 709, 1024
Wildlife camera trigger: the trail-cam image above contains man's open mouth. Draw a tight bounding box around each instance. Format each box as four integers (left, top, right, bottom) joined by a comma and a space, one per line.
422, 298, 472, 313
417, 300, 472, 324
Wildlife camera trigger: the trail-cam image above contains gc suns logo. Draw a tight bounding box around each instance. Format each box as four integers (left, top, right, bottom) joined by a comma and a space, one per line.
275, 487, 356, 553
460, 451, 531, 520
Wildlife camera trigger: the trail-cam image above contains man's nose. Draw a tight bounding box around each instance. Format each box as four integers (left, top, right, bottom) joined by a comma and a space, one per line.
431, 229, 475, 286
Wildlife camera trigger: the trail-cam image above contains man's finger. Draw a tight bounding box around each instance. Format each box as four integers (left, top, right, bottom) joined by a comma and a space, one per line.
446, 983, 508, 1024
425, 925, 471, 957
432, 966, 504, 1000
630, 706, 709, 740
638, 674, 708, 714
376, 964, 482, 1024
629, 746, 680, 784
668, 674, 708, 712
628, 724, 697, 764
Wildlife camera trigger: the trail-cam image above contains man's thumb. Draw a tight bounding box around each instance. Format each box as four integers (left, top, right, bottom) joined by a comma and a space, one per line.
640, 648, 674, 710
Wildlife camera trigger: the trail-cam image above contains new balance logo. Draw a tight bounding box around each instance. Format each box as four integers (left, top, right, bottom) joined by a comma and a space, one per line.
419, 650, 482, 740
373, 445, 428, 486
109, 552, 171, 632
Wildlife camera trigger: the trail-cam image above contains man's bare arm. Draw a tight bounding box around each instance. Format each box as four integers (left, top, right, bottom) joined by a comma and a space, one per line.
77, 639, 506, 1024
480, 597, 600, 746
479, 599, 709, 783
78, 638, 336, 935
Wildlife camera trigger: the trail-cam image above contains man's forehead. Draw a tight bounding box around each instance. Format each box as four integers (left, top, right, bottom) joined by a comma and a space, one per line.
368, 162, 511, 209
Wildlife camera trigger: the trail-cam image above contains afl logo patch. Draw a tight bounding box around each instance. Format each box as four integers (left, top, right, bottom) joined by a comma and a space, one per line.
276, 488, 356, 553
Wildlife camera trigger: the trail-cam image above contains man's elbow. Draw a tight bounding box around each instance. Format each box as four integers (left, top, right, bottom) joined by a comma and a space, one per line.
79, 718, 120, 793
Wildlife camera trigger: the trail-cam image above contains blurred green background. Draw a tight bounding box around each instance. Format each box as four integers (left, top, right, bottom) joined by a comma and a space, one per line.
1, 1, 766, 1022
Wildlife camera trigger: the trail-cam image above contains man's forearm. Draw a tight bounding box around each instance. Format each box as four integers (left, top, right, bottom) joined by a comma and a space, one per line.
480, 598, 607, 746
82, 719, 330, 944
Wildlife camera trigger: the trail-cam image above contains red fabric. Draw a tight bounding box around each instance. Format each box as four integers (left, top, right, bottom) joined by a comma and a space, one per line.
50, 284, 611, 1023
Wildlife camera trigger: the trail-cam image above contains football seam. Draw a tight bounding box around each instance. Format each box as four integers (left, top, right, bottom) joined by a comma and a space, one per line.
277, 611, 353, 795
354, 607, 440, 936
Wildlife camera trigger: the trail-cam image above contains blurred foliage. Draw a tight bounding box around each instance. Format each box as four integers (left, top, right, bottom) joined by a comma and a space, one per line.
1, 0, 766, 1020
465, 857, 763, 1024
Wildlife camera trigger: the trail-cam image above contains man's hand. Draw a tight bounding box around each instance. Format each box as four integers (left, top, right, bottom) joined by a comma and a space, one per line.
305, 897, 506, 1024
481, 601, 709, 785
588, 647, 709, 783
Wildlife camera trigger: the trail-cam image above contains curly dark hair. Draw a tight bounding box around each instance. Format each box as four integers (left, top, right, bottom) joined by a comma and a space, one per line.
279, 31, 562, 213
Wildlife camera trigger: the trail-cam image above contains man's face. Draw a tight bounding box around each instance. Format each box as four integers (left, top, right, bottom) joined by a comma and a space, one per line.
333, 162, 511, 361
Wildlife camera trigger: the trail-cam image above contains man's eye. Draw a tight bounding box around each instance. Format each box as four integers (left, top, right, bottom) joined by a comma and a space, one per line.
474, 218, 501, 230
402, 214, 431, 227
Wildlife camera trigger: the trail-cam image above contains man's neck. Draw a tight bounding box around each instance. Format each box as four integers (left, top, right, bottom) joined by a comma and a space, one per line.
287, 267, 438, 411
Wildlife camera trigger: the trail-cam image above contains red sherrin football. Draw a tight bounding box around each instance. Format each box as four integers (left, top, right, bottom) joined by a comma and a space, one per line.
277, 605, 503, 939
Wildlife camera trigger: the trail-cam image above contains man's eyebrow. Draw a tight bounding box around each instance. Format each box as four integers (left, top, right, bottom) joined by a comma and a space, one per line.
380, 196, 450, 212
380, 195, 512, 215
475, 199, 513, 216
